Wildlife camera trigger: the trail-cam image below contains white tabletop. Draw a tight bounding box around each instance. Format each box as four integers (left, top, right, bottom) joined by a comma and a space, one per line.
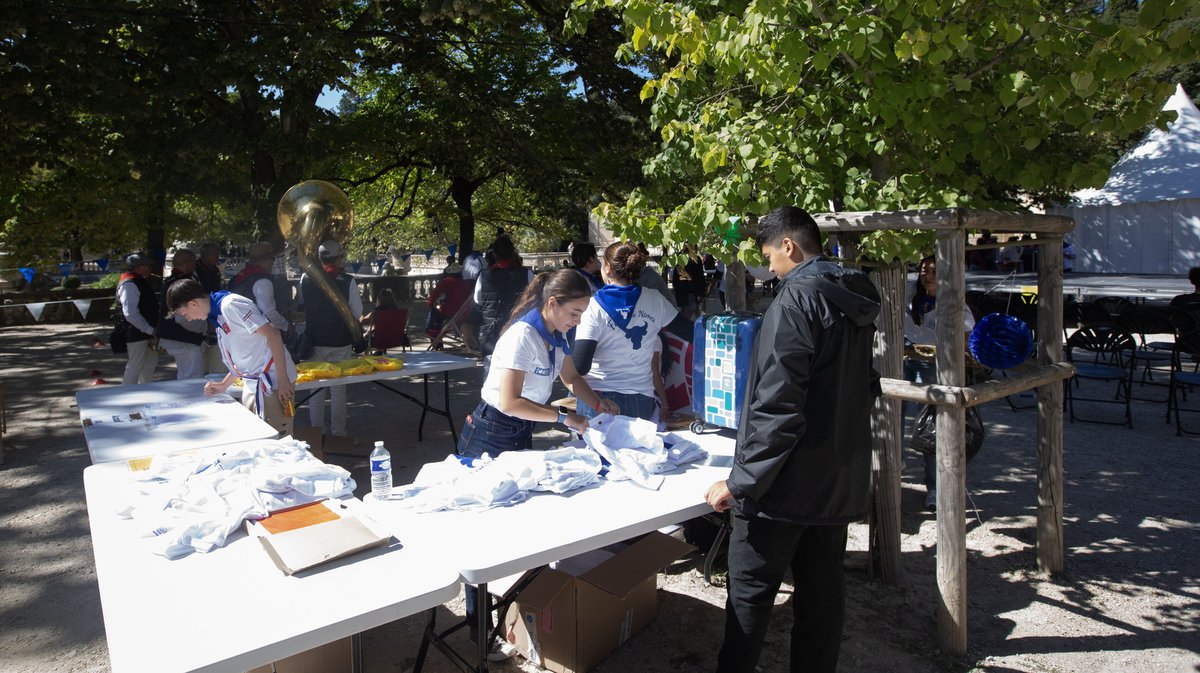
85, 455, 461, 673
295, 351, 477, 390
363, 430, 737, 584
75, 379, 279, 464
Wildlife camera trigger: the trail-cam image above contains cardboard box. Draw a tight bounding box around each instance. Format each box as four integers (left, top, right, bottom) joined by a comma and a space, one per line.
245, 499, 391, 575
289, 427, 355, 461
503, 532, 694, 673
244, 636, 351, 673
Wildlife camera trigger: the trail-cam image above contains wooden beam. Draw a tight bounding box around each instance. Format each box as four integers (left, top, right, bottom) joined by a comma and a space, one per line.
934, 230, 968, 654
812, 208, 960, 232
959, 363, 1076, 407
869, 263, 904, 584
962, 210, 1075, 234
878, 378, 965, 406
1036, 234, 1066, 574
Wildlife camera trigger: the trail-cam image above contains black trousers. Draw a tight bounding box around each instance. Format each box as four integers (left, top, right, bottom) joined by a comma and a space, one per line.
717, 515, 848, 673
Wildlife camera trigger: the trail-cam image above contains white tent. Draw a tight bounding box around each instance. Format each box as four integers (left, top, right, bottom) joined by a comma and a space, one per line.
1052, 84, 1200, 274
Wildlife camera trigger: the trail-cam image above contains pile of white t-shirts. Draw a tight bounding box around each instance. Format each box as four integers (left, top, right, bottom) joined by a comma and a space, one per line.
113, 439, 356, 560
390, 447, 602, 513
582, 413, 707, 489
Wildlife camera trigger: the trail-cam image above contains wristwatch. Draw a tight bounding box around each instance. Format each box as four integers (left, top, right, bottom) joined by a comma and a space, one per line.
557, 411, 568, 425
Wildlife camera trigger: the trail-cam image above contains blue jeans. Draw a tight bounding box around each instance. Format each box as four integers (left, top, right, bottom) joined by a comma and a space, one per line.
904, 358, 938, 491
456, 401, 535, 458
577, 390, 659, 421
457, 400, 536, 639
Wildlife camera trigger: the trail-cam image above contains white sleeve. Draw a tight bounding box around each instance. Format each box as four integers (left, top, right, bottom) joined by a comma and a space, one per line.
118, 282, 155, 335
492, 325, 541, 373
474, 276, 483, 304
348, 278, 363, 319
575, 301, 604, 342
253, 278, 289, 330
225, 295, 270, 335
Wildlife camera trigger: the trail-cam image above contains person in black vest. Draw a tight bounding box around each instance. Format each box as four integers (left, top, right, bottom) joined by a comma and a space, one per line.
158, 249, 207, 379
196, 242, 224, 292
229, 242, 290, 332
474, 236, 533, 357
298, 240, 363, 437
117, 253, 160, 385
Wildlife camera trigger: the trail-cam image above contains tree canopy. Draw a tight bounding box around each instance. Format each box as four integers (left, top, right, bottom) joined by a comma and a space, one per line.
0, 0, 650, 266
571, 0, 1200, 263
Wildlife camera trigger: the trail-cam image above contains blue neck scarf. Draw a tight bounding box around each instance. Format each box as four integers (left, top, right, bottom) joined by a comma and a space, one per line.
517, 307, 571, 367
208, 291, 230, 326
578, 268, 603, 291
594, 284, 642, 332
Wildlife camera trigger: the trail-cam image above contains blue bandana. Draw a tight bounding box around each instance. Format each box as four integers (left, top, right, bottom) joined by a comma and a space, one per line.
595, 284, 649, 349
594, 284, 642, 332
577, 268, 603, 291
517, 308, 571, 367
208, 291, 230, 326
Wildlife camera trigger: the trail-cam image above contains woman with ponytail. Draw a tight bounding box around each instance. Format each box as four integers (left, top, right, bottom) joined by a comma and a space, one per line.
456, 269, 618, 656
572, 241, 687, 421
457, 268, 619, 458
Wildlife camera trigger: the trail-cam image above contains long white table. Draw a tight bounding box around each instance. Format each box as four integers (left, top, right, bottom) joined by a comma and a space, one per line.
295, 351, 477, 444
76, 379, 279, 464
362, 429, 737, 672
85, 452, 461, 673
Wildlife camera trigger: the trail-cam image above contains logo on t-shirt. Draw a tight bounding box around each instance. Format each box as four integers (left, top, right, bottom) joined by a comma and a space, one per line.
616, 308, 631, 320
534, 366, 551, 376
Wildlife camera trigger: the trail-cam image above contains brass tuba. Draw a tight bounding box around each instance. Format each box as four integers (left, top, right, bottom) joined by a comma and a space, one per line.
277, 180, 363, 346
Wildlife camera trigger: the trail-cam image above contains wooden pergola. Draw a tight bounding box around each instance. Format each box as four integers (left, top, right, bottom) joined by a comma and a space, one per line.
812, 208, 1075, 653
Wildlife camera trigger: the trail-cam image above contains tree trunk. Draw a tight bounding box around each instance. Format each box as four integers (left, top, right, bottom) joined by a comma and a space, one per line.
452, 177, 479, 259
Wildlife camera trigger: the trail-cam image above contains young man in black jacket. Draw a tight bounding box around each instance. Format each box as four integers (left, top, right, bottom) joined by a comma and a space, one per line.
705, 206, 881, 673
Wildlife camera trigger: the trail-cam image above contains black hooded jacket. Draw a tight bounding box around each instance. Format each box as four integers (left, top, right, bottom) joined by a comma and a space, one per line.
726, 256, 881, 524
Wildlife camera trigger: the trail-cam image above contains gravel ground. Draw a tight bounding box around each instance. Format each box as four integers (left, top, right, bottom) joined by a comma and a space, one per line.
1, 319, 1197, 673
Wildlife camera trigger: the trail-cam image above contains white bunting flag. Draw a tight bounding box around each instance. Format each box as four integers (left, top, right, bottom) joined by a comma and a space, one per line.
26, 302, 47, 322
72, 299, 93, 318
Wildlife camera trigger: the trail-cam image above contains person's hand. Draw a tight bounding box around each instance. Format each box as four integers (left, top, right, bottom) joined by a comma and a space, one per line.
203, 380, 230, 396
275, 376, 294, 403
595, 398, 620, 416
705, 480, 735, 513
564, 412, 589, 434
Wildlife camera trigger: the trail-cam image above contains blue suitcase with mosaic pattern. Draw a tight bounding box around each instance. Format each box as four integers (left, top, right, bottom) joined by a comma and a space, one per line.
690, 312, 763, 432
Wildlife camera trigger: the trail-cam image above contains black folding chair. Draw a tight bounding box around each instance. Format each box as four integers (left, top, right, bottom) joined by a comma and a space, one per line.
1168, 329, 1200, 436
1064, 326, 1137, 428
1117, 308, 1176, 406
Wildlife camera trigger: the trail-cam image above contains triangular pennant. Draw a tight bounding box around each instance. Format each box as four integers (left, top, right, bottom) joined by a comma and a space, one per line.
26, 302, 47, 321
72, 299, 93, 318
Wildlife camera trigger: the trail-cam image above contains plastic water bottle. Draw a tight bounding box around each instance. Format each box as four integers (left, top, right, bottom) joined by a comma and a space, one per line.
369, 441, 392, 500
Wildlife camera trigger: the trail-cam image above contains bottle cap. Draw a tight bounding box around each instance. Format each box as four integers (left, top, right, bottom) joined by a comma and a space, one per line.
374, 441, 384, 447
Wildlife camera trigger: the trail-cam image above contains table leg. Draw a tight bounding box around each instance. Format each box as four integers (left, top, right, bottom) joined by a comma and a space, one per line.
352, 632, 363, 673
413, 609, 437, 673
419, 374, 430, 441
444, 372, 458, 445
477, 583, 491, 673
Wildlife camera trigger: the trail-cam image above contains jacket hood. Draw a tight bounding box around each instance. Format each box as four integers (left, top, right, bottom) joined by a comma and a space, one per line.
783, 256, 881, 327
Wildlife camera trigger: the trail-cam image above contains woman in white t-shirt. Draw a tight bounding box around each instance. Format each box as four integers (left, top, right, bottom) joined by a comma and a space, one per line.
456, 268, 618, 459
572, 241, 680, 421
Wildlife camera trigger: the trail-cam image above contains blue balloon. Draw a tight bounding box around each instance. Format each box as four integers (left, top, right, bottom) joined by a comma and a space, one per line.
969, 313, 1034, 370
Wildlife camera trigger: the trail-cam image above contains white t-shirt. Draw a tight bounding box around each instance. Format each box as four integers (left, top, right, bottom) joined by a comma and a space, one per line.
902, 284, 975, 347
216, 294, 297, 384
481, 322, 563, 407
576, 288, 678, 397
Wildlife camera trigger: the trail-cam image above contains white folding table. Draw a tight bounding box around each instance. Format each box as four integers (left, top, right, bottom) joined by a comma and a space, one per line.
295, 351, 477, 444
85, 455, 461, 673
361, 430, 738, 673
75, 379, 279, 464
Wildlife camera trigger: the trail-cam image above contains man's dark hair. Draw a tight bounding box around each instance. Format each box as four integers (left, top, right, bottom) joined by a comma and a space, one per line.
755, 206, 823, 255
570, 242, 597, 269
1189, 267, 1200, 287
165, 278, 208, 310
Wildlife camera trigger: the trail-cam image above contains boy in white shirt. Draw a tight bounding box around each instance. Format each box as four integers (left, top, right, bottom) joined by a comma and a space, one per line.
166, 278, 297, 435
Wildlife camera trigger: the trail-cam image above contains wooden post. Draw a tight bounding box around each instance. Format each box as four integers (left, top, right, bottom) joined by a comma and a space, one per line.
935, 228, 968, 654
725, 260, 748, 311
1036, 234, 1066, 574
869, 263, 904, 583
